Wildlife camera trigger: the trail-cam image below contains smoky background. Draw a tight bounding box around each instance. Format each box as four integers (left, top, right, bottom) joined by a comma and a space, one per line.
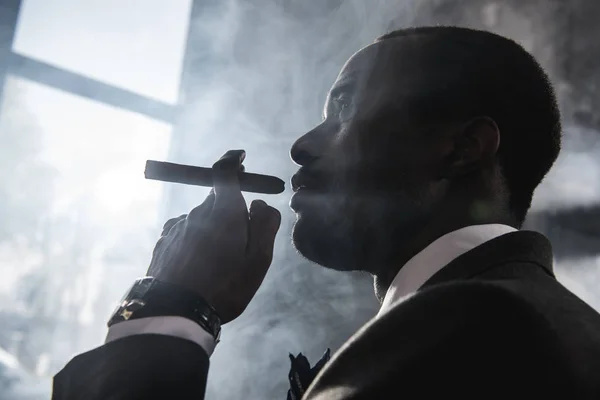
0, 0, 598, 399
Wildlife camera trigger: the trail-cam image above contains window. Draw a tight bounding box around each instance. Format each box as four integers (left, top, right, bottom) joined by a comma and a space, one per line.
0, 75, 170, 382
1, 1, 191, 395
12, 0, 193, 104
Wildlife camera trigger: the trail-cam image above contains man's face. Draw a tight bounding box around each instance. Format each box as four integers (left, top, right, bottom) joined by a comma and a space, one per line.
289, 39, 448, 274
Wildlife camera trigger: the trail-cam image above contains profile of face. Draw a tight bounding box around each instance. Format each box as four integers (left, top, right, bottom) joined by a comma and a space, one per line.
290, 38, 454, 275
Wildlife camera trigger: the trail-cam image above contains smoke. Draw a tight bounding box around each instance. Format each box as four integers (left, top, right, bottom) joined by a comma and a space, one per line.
156, 1, 599, 398
157, 1, 600, 398
533, 124, 600, 211
164, 2, 425, 397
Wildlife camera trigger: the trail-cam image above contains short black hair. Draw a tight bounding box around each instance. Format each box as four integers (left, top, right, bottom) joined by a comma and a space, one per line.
376, 26, 562, 228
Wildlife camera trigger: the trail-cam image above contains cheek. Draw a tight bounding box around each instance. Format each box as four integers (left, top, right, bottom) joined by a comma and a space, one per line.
325, 119, 432, 196
326, 128, 378, 185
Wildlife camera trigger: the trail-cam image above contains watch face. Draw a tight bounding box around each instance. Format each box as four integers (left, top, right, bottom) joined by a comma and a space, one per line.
130, 277, 155, 299
119, 299, 146, 320
108, 278, 153, 327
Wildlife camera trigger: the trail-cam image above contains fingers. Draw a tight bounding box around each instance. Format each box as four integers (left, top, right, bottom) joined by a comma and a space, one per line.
212, 149, 244, 189
246, 200, 281, 269
212, 150, 245, 212
162, 214, 187, 236
187, 189, 216, 227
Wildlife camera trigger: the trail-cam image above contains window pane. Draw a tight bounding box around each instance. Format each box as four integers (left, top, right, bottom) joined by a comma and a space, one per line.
12, 0, 193, 104
0, 75, 170, 397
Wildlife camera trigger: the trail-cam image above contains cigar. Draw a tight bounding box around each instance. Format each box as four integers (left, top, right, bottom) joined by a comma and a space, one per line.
144, 160, 285, 194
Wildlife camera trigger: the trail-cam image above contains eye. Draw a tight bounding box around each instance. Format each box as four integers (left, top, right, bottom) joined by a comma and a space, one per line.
334, 95, 353, 120
335, 95, 349, 109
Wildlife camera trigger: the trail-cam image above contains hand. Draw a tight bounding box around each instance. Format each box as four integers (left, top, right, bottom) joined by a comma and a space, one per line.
147, 150, 282, 323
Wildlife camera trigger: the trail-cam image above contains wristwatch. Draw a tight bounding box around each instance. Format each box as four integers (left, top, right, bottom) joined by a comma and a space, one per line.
107, 277, 221, 343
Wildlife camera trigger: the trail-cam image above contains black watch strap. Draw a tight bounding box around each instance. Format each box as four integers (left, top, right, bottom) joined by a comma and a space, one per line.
107, 277, 221, 342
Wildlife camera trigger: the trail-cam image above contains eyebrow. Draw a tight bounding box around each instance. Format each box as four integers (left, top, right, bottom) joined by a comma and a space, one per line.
322, 81, 355, 120
329, 81, 355, 99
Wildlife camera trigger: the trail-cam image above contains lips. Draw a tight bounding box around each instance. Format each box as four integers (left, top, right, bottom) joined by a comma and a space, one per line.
290, 174, 304, 192
290, 169, 331, 211
291, 169, 326, 192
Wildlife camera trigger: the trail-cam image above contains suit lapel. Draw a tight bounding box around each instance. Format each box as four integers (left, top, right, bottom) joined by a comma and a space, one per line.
420, 230, 555, 290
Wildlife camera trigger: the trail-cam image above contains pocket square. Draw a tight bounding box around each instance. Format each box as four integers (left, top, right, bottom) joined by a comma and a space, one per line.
286, 348, 331, 400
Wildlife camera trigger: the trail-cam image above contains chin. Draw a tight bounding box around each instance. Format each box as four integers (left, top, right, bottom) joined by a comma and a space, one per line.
291, 207, 368, 273
292, 218, 344, 271
291, 191, 425, 275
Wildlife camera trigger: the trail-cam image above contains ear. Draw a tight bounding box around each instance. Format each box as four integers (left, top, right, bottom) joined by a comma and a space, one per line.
438, 116, 500, 180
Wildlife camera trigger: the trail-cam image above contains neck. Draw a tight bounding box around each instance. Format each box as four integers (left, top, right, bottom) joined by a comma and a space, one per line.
372, 196, 516, 302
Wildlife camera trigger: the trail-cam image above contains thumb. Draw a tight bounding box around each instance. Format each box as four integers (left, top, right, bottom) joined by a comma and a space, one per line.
246, 200, 281, 268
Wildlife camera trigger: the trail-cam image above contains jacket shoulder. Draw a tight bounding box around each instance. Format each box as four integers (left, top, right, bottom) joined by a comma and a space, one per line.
379, 280, 544, 332
304, 281, 576, 399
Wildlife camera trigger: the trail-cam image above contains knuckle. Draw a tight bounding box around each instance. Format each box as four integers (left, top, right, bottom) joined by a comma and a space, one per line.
162, 219, 176, 230
183, 219, 209, 236
152, 237, 167, 254
186, 209, 204, 223
163, 214, 187, 227
187, 203, 213, 223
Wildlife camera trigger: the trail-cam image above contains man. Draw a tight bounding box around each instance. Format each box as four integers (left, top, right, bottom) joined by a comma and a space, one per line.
52, 26, 600, 399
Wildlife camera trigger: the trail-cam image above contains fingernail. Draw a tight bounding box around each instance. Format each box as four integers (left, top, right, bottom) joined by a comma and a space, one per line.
218, 149, 245, 163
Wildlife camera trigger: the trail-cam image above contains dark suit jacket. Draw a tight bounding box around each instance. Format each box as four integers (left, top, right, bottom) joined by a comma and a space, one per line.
52, 231, 600, 399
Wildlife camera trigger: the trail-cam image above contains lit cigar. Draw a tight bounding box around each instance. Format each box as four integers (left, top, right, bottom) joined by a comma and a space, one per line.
144, 160, 285, 194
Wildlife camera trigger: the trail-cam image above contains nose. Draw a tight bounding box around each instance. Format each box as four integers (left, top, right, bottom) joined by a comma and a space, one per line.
290, 124, 326, 166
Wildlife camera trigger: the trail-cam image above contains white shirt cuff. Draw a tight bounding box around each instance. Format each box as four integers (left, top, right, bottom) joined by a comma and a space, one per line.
105, 316, 216, 356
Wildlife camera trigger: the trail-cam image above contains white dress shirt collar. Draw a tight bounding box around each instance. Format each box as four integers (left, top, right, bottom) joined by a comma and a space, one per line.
377, 224, 518, 318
